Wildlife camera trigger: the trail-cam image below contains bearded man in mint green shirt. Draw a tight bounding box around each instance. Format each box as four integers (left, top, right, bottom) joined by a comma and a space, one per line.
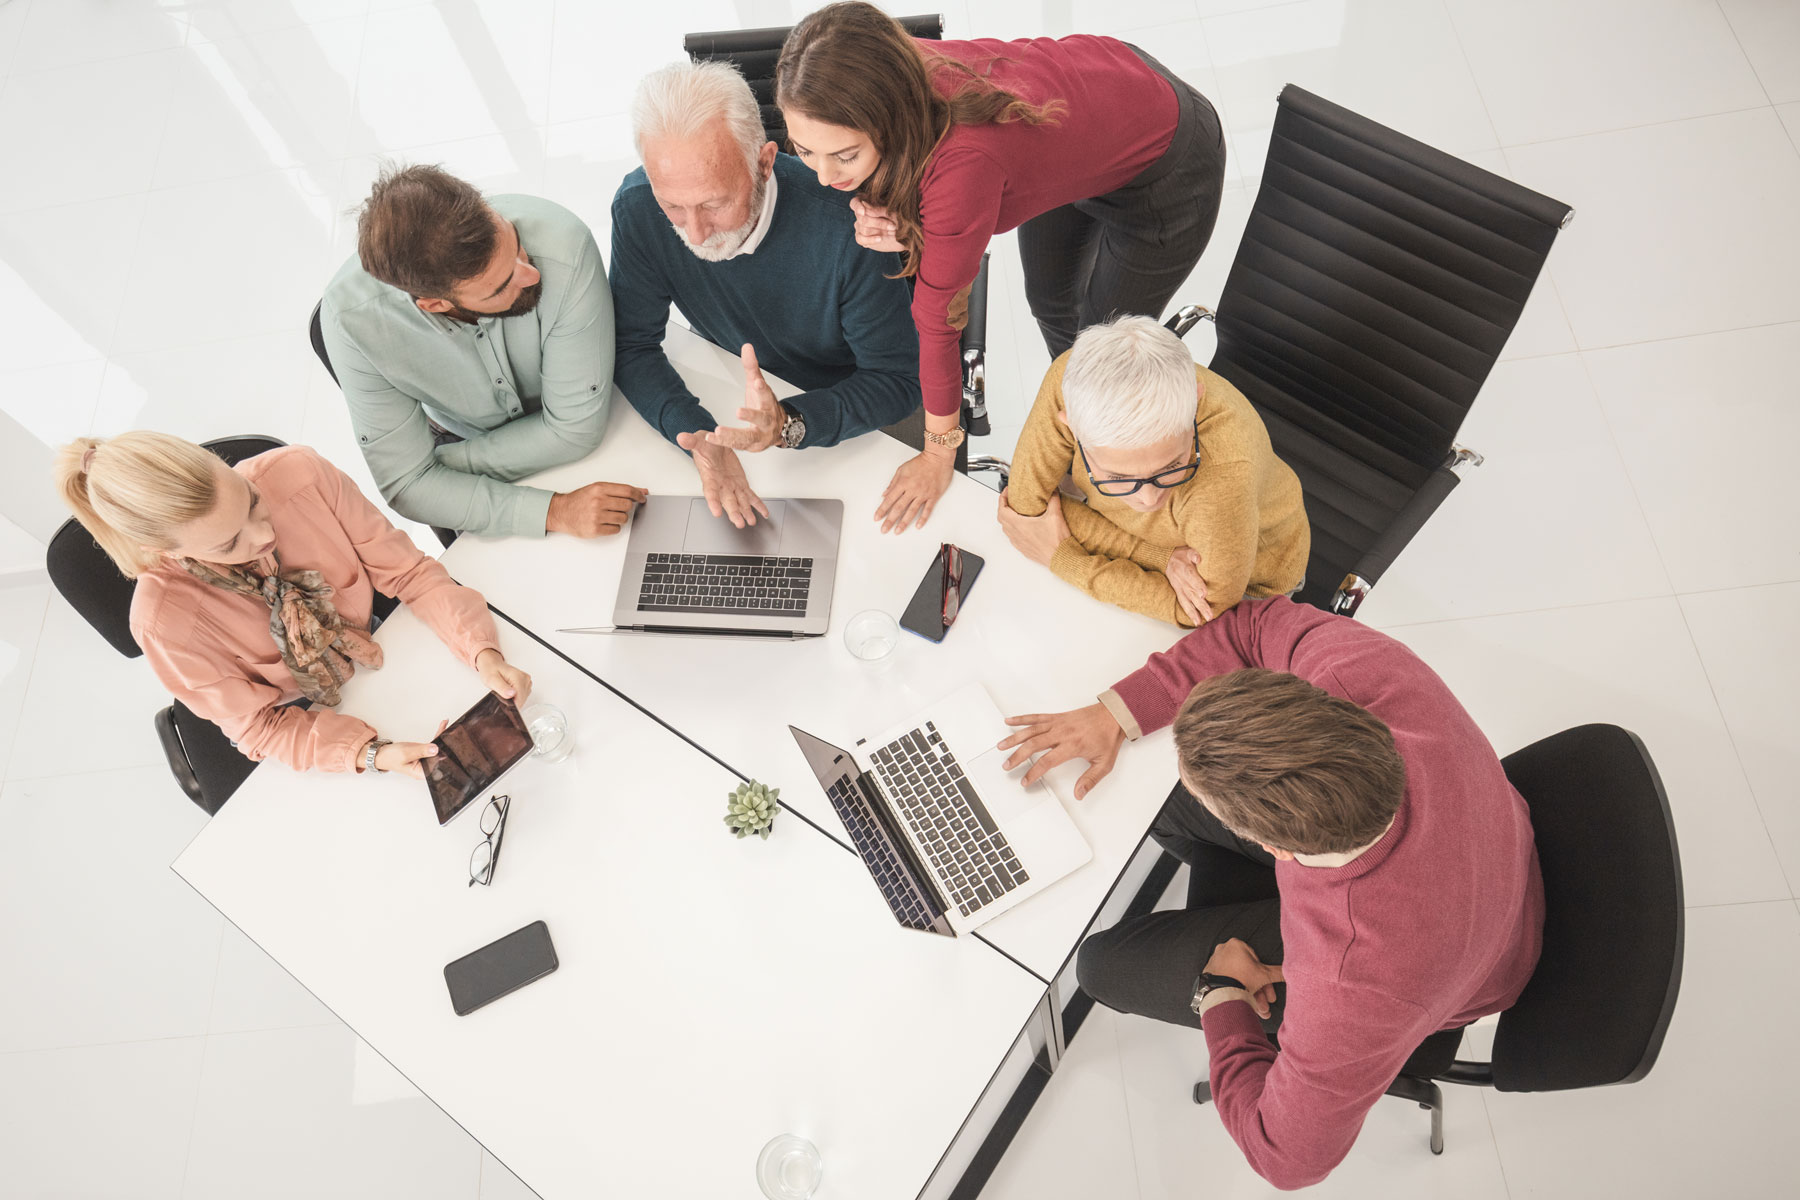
322, 164, 644, 539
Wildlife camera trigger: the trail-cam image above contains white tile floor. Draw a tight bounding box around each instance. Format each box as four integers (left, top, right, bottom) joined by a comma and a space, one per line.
0, 1, 1796, 1196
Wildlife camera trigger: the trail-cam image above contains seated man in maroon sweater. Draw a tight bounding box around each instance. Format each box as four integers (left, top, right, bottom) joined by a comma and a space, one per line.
998, 597, 1545, 1189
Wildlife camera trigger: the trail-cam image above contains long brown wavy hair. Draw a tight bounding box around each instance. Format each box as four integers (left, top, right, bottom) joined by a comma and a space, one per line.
775, 2, 1064, 278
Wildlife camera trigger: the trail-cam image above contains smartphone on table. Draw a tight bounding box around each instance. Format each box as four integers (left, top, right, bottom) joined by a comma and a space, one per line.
900, 543, 985, 643
443, 920, 559, 1016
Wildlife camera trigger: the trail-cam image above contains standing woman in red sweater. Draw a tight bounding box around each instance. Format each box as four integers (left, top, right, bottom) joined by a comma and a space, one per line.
775, 2, 1226, 532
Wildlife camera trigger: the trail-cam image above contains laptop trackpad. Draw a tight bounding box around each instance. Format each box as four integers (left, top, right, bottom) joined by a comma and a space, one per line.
680, 498, 786, 555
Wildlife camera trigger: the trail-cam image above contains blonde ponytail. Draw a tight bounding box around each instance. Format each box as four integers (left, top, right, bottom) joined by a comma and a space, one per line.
54, 433, 223, 578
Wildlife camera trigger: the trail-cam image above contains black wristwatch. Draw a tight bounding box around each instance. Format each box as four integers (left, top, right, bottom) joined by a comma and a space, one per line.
1190, 971, 1248, 1018
778, 402, 806, 449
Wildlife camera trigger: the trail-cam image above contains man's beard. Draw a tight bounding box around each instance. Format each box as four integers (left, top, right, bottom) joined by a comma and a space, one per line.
677, 171, 768, 262
444, 281, 543, 323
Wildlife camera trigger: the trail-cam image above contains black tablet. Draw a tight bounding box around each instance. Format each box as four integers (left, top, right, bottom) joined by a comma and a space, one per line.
424, 692, 533, 825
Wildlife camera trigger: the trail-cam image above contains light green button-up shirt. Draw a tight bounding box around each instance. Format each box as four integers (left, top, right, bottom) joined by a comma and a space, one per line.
320, 194, 614, 537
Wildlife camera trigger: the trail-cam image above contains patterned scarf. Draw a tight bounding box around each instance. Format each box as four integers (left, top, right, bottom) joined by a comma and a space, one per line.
179, 552, 383, 707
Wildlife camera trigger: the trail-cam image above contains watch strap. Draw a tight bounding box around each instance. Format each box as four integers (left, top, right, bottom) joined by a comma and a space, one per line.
779, 403, 806, 449
365, 738, 393, 774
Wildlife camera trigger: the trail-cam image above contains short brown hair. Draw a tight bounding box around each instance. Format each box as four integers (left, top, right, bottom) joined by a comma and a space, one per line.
1173, 669, 1406, 855
355, 163, 496, 298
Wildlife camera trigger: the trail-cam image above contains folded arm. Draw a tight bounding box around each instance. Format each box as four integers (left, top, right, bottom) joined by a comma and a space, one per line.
326, 320, 555, 538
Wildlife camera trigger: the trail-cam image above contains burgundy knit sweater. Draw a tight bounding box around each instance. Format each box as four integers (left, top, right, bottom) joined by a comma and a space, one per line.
1110, 598, 1544, 1189
912, 36, 1179, 416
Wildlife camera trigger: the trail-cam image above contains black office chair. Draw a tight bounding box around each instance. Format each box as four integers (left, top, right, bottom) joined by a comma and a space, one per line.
1166, 84, 1573, 615
683, 16, 993, 463
309, 301, 458, 549
1193, 723, 1684, 1159
46, 434, 403, 815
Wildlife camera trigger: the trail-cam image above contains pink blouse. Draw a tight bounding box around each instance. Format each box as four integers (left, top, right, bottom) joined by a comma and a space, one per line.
131, 446, 501, 773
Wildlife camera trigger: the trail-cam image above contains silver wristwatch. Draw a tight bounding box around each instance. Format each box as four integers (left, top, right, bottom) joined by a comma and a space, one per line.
365, 738, 392, 774
779, 403, 806, 449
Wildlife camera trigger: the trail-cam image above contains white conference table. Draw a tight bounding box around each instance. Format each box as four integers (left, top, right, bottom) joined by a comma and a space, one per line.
172, 611, 1050, 1200
440, 325, 1187, 982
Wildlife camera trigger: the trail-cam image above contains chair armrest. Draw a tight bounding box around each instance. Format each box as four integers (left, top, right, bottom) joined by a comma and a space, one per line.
1346, 463, 1464, 594
1164, 304, 1216, 339
1439, 1060, 1497, 1087
153, 705, 206, 807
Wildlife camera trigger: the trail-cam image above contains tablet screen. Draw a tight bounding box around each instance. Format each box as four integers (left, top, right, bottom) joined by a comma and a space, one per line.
425, 692, 533, 825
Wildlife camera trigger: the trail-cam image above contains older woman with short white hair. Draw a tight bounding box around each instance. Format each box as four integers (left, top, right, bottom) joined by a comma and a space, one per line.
997, 316, 1309, 626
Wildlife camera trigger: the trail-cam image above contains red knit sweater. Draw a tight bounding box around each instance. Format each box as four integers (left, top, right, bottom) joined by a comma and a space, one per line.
1110, 598, 1544, 1189
912, 36, 1179, 416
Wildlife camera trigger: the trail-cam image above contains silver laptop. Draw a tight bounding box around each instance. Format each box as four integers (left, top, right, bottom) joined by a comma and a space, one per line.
584, 496, 841, 638
791, 682, 1092, 937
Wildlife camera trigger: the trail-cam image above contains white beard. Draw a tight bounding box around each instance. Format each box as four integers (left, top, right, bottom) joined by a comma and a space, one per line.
676, 173, 767, 262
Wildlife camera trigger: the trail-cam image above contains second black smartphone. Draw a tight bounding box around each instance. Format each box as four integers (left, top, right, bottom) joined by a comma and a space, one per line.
443, 920, 559, 1016
900, 544, 985, 643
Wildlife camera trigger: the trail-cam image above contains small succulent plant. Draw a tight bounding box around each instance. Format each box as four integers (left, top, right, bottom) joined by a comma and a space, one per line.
725, 780, 780, 840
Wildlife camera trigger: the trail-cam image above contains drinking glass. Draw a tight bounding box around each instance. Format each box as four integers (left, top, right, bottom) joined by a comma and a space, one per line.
756, 1134, 822, 1200
523, 703, 572, 764
842, 609, 899, 663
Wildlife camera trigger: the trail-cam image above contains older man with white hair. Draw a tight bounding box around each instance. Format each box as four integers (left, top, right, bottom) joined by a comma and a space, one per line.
610, 60, 921, 527
997, 315, 1309, 626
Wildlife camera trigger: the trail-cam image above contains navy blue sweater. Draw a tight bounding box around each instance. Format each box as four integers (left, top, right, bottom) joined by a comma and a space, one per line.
609, 155, 920, 449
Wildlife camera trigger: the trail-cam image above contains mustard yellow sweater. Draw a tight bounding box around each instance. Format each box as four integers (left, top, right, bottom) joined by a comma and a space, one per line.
1007, 354, 1309, 627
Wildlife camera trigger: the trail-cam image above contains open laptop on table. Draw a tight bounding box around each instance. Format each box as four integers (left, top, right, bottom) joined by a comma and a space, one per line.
561, 495, 841, 638
791, 682, 1092, 936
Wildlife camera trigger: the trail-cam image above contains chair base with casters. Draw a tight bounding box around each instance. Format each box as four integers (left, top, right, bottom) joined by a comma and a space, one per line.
1186, 724, 1682, 1162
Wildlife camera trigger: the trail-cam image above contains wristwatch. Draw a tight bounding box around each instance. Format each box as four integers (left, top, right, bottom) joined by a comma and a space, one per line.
779, 402, 806, 450
364, 738, 393, 774
1190, 971, 1248, 1019
923, 425, 966, 451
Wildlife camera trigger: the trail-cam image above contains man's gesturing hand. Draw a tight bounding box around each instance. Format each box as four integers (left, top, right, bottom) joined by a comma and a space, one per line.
1205, 938, 1285, 1020
676, 431, 771, 530
706, 343, 785, 453
995, 702, 1126, 801
545, 481, 647, 538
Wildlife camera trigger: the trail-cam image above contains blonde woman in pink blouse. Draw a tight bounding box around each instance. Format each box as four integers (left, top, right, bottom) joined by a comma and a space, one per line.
56, 433, 531, 778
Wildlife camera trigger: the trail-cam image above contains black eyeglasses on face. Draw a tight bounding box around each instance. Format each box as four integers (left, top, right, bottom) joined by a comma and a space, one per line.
941, 544, 964, 628
1078, 425, 1202, 497
468, 794, 511, 888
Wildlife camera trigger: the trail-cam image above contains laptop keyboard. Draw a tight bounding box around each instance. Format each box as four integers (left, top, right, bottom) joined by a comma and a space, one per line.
825, 778, 938, 932
636, 553, 813, 618
872, 722, 1029, 918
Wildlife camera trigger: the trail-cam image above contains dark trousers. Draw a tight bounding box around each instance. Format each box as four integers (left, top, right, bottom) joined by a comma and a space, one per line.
1018, 49, 1228, 360
1076, 783, 1287, 1035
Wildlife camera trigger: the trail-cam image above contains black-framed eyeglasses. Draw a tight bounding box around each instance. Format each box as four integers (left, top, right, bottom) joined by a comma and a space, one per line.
1077, 425, 1201, 497
941, 543, 964, 628
468, 794, 511, 888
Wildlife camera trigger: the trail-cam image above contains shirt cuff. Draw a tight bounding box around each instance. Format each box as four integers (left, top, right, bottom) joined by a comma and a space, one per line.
466, 640, 502, 670
1047, 534, 1089, 583
1097, 689, 1142, 741
513, 486, 556, 539
1141, 542, 1175, 573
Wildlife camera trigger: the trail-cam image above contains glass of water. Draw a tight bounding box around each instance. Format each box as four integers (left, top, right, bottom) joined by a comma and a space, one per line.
522, 703, 572, 764
842, 609, 899, 663
756, 1134, 822, 1200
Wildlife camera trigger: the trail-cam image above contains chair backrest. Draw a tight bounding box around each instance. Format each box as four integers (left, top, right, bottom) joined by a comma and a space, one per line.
45, 436, 288, 660
309, 299, 338, 386
1210, 85, 1571, 607
1493, 724, 1684, 1092
684, 14, 944, 146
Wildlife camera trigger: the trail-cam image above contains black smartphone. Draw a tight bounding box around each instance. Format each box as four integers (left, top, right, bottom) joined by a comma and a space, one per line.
900, 543, 985, 643
425, 692, 534, 826
444, 920, 559, 1016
